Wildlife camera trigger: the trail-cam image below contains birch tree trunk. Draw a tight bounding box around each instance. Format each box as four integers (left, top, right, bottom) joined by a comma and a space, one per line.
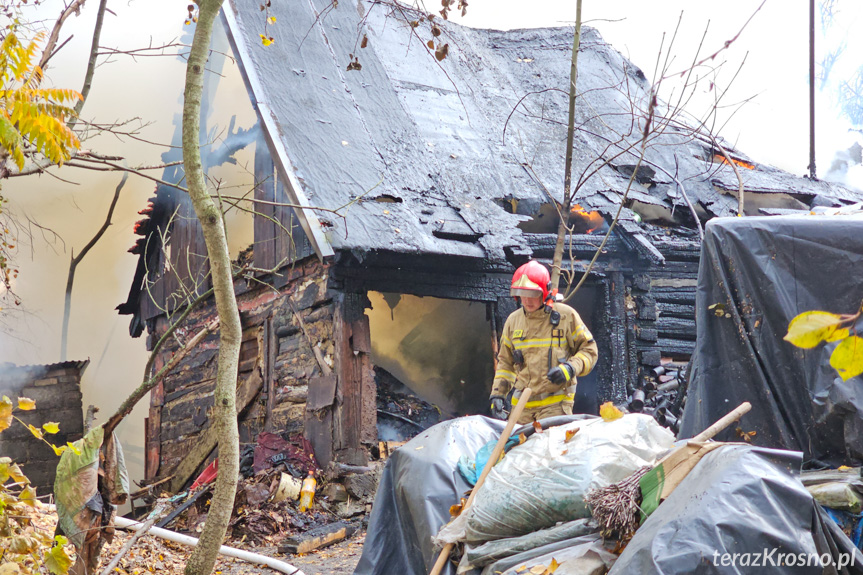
181, 1, 240, 574
549, 0, 583, 291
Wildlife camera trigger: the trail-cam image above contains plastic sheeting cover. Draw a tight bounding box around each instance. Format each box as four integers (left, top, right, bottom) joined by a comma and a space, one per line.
354, 416, 505, 575
611, 444, 863, 574
463, 414, 674, 542
682, 215, 863, 462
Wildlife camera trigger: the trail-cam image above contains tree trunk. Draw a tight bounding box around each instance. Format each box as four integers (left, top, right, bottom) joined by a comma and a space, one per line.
549, 0, 583, 292
180, 2, 240, 575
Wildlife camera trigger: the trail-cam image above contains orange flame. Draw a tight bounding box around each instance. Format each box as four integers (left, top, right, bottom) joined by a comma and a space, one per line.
713, 153, 754, 170
569, 204, 605, 233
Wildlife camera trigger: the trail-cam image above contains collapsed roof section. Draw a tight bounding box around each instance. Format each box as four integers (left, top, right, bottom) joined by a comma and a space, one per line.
223, 0, 860, 265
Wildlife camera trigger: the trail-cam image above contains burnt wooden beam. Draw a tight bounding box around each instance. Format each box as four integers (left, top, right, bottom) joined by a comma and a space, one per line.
332, 294, 372, 466
278, 522, 357, 554
652, 239, 702, 262
617, 222, 665, 265
602, 272, 628, 404
651, 286, 697, 304
167, 370, 263, 493
334, 266, 511, 302
524, 232, 626, 257
656, 316, 697, 340
656, 302, 696, 318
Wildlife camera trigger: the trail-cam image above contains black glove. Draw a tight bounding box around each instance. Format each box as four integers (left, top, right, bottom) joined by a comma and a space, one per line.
489, 395, 508, 420
547, 362, 575, 386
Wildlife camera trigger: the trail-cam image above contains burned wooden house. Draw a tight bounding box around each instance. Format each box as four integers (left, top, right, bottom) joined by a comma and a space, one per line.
118, 1, 862, 484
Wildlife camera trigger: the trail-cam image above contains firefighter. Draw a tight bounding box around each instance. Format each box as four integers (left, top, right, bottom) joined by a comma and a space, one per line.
489, 260, 598, 424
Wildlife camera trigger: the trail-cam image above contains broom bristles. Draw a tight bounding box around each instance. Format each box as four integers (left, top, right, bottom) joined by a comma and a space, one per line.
585, 466, 651, 540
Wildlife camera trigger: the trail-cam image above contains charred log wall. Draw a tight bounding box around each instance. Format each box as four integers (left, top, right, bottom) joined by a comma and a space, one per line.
145, 257, 345, 484
0, 361, 87, 495
525, 232, 701, 410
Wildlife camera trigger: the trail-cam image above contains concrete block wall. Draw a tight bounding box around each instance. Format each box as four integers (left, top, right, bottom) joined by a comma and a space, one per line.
0, 361, 87, 496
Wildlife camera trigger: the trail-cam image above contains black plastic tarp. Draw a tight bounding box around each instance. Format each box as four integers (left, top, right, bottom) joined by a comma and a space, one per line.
611, 444, 863, 574
681, 215, 863, 462
354, 416, 505, 575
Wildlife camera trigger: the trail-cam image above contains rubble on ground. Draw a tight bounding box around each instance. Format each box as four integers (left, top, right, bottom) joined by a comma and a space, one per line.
375, 367, 442, 442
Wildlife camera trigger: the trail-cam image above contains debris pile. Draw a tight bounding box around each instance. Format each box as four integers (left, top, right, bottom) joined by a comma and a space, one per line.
627, 360, 687, 434
375, 367, 442, 442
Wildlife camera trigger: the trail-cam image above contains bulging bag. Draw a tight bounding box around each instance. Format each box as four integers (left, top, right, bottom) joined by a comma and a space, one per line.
463, 414, 674, 542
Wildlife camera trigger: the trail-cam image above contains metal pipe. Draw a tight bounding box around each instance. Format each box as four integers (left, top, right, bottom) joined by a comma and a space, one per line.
113, 516, 306, 575
809, 0, 816, 179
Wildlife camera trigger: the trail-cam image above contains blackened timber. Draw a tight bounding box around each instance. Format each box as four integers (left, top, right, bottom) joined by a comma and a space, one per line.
524, 233, 626, 258
651, 286, 696, 304
657, 302, 696, 318
604, 272, 628, 404
616, 222, 665, 264
656, 316, 697, 340
652, 239, 702, 261
334, 265, 511, 302
645, 261, 700, 276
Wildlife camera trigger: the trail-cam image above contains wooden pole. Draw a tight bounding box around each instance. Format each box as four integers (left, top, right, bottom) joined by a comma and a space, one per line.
691, 401, 751, 443
428, 388, 534, 575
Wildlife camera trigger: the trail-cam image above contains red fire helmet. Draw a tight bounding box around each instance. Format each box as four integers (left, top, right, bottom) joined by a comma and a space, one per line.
510, 260, 550, 301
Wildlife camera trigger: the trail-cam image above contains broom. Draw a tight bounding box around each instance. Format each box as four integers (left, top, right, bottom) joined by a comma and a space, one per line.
428, 388, 533, 575
586, 401, 752, 540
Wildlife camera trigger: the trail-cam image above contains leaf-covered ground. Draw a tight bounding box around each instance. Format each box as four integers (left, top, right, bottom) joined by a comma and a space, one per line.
12, 501, 364, 575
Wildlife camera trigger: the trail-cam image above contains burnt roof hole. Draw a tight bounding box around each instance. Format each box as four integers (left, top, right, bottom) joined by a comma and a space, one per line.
374, 194, 403, 203
516, 202, 561, 234
615, 164, 656, 186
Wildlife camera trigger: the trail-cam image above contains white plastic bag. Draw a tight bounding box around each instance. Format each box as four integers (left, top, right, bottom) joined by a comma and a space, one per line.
462, 414, 674, 542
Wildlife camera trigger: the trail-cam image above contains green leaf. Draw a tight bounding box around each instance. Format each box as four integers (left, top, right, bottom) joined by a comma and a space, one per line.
831, 336, 863, 381
784, 311, 847, 349
0, 395, 12, 432
42, 421, 60, 434
46, 538, 74, 575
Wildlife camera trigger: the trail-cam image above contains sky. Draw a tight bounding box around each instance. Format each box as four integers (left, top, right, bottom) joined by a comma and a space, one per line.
1, 0, 860, 484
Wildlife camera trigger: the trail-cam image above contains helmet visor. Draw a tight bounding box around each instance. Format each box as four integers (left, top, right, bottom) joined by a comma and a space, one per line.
511, 287, 543, 298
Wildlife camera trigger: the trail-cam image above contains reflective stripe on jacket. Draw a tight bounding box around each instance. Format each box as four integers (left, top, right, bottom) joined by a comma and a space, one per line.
491, 302, 598, 399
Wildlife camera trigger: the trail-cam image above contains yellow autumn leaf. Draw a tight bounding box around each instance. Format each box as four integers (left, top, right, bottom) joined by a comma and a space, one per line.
26, 423, 43, 440
19, 485, 37, 507
268, 16, 277, 23
42, 421, 60, 434
600, 401, 624, 422
784, 311, 847, 349
546, 558, 560, 574
46, 537, 73, 575
0, 395, 12, 432
830, 336, 863, 381
17, 397, 36, 410
67, 442, 81, 455
51, 443, 67, 456
259, 34, 274, 46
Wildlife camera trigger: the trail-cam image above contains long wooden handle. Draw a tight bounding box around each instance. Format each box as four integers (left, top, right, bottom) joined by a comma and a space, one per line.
692, 401, 751, 442
429, 388, 534, 575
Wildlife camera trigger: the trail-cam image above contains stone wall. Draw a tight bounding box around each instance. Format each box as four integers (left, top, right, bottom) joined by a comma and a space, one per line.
0, 361, 87, 495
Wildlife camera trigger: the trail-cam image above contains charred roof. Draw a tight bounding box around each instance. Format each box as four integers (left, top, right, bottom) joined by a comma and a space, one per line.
222, 0, 861, 264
